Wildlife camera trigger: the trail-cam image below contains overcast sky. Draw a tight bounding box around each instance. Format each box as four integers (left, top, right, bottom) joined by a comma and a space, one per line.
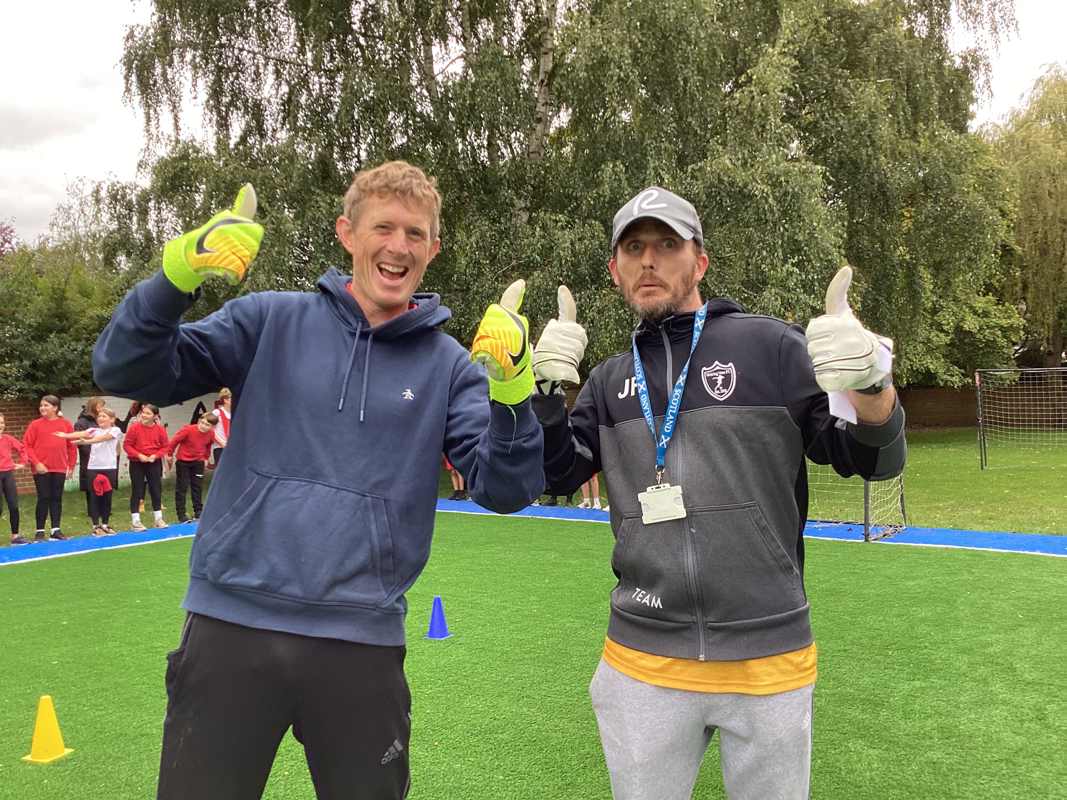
0, 0, 1064, 242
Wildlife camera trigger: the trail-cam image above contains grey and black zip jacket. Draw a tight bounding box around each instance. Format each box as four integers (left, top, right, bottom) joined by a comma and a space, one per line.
532, 299, 906, 662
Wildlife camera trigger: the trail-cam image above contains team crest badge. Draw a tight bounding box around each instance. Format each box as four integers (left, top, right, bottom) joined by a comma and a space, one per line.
701, 362, 737, 401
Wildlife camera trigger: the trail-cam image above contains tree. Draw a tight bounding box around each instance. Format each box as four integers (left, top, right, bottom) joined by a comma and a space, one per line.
991, 64, 1067, 367
106, 0, 1020, 383
0, 219, 17, 261
0, 184, 123, 399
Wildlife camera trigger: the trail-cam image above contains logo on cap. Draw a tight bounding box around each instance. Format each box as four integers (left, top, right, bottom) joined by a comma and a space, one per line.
632, 189, 668, 216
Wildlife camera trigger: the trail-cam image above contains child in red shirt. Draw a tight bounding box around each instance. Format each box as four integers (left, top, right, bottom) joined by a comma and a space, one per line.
166, 411, 218, 523
21, 395, 76, 541
124, 404, 170, 531
0, 413, 30, 544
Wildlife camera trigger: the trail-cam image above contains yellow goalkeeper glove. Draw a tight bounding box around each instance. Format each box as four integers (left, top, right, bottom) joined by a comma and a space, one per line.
470, 280, 534, 405
163, 184, 264, 293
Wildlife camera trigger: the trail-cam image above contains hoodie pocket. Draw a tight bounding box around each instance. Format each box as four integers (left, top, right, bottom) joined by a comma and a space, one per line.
611, 513, 693, 621
197, 471, 397, 608
689, 502, 802, 623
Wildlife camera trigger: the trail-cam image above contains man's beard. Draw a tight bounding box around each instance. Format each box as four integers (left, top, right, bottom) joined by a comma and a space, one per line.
622, 262, 702, 322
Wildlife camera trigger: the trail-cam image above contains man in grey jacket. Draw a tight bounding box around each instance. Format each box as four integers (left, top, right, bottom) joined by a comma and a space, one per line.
529, 187, 905, 799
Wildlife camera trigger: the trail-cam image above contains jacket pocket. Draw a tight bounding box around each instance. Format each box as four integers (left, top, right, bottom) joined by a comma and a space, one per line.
611, 513, 693, 622
689, 502, 802, 623
197, 470, 397, 608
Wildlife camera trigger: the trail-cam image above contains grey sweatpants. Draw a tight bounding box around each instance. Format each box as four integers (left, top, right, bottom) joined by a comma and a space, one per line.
589, 659, 813, 800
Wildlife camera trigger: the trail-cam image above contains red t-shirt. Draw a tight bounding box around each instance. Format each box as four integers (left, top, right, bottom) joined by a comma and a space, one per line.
0, 433, 29, 472
167, 425, 216, 462
123, 422, 170, 459
22, 417, 76, 472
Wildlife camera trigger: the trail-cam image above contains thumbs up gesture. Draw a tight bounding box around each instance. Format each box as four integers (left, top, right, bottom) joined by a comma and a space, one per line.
531, 286, 588, 395
471, 280, 534, 405
805, 267, 893, 393
163, 184, 264, 293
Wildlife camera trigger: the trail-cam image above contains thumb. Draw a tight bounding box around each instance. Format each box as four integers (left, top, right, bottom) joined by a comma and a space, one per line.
825, 265, 853, 316
557, 285, 577, 323
233, 183, 258, 220
499, 279, 526, 313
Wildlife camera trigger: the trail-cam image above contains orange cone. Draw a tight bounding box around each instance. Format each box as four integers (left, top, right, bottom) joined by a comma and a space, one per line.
22, 696, 73, 764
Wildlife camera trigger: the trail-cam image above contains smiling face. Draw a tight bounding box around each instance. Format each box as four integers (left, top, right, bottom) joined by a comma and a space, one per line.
608, 218, 709, 321
39, 399, 58, 419
336, 194, 441, 328
139, 407, 157, 427
96, 411, 116, 428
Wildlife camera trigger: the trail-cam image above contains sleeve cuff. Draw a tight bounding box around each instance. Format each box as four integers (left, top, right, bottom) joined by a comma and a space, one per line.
140, 269, 202, 321
848, 398, 905, 447
531, 393, 567, 426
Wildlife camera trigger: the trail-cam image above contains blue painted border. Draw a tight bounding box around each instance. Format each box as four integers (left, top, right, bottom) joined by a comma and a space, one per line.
0, 521, 198, 566
1, 502, 1064, 566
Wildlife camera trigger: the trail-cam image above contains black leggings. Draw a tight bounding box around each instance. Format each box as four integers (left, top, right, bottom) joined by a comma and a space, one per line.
0, 470, 19, 536
33, 472, 66, 531
130, 460, 163, 513
87, 468, 118, 526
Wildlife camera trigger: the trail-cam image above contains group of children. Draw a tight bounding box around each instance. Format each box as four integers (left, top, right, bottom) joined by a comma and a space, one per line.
0, 390, 232, 544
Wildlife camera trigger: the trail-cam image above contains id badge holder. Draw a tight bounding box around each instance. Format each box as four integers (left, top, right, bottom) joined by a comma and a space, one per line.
638, 483, 687, 525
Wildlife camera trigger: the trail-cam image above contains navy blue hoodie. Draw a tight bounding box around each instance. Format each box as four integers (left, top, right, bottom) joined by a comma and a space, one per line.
92, 268, 544, 645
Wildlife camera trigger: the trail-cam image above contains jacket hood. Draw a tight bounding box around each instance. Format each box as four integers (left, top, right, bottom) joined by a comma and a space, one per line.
317, 267, 451, 340
316, 267, 454, 419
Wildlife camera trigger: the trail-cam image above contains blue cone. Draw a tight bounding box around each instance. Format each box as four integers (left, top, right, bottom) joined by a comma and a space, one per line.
425, 595, 452, 639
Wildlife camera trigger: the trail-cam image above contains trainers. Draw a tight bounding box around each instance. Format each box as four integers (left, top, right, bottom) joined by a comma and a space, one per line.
544, 497, 558, 507
578, 499, 591, 509
10, 535, 29, 545
531, 499, 542, 506
50, 530, 70, 541
92, 525, 106, 537
602, 505, 610, 513
131, 520, 147, 532
103, 524, 118, 536
154, 518, 170, 529
177, 515, 190, 524
34, 531, 46, 542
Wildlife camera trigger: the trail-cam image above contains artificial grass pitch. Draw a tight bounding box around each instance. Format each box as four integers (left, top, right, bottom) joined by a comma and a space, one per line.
1, 514, 1064, 799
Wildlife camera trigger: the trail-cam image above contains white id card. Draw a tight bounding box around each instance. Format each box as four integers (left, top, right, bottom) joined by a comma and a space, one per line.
638, 483, 687, 525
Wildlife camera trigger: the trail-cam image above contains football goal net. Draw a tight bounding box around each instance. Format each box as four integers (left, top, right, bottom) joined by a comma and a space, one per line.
807, 462, 906, 541
976, 368, 1067, 469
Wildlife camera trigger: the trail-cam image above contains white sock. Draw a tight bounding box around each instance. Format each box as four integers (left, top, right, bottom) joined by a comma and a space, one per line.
154, 510, 164, 521
133, 513, 140, 525
51, 527, 59, 534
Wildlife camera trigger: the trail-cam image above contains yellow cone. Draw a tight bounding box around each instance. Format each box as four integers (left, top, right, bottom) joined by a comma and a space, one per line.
21, 696, 73, 764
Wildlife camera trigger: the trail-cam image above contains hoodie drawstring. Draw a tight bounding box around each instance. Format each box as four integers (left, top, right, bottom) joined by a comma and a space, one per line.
338, 321, 363, 413
358, 332, 374, 422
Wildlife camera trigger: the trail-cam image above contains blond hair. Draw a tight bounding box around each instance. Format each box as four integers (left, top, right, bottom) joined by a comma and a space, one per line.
219, 388, 232, 400
343, 161, 442, 240
98, 407, 117, 422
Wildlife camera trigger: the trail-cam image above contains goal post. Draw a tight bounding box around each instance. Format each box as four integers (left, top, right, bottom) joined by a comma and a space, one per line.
806, 462, 906, 541
975, 368, 1067, 469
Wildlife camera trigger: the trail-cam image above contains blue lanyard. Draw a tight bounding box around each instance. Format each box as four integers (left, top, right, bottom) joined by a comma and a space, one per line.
631, 303, 708, 482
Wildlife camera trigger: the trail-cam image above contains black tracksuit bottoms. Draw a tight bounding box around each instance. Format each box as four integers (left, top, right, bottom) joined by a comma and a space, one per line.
173, 460, 204, 519
158, 614, 411, 800
32, 472, 65, 531
129, 460, 163, 513
0, 470, 19, 536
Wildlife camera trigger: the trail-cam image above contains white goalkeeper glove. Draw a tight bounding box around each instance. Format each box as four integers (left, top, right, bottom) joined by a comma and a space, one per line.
532, 285, 588, 395
805, 266, 893, 394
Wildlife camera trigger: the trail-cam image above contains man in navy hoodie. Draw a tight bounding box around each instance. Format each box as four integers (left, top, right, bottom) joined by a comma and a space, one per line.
93, 161, 544, 799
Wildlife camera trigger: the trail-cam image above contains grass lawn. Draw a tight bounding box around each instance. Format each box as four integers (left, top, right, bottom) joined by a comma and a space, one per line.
1, 513, 1065, 798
